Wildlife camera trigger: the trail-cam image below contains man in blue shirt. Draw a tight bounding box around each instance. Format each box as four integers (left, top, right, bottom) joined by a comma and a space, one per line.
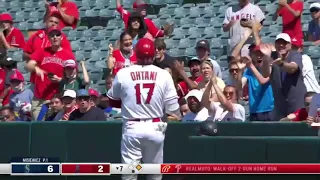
239, 45, 275, 121
308, 3, 320, 44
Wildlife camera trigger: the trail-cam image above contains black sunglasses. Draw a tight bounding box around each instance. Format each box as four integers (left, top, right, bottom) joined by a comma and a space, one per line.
48, 31, 62, 37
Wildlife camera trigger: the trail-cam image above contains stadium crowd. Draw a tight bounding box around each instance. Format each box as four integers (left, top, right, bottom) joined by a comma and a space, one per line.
0, 0, 320, 123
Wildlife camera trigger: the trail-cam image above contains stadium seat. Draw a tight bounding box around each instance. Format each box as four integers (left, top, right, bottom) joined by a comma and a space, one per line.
89, 69, 103, 83
159, 6, 176, 15
99, 8, 116, 17
71, 41, 82, 51
95, 60, 107, 69
12, 50, 23, 62
184, 47, 197, 57
75, 51, 85, 62
17, 62, 27, 74
85, 8, 100, 17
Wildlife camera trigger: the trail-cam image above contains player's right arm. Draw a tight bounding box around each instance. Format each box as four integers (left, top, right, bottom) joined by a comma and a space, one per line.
107, 74, 122, 108
164, 71, 181, 119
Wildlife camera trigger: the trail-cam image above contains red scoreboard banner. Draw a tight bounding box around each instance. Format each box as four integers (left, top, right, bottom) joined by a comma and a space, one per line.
160, 164, 320, 174
61, 163, 110, 175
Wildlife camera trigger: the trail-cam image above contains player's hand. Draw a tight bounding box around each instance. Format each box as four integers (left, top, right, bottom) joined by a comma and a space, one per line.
80, 60, 85, 67
172, 60, 184, 72
243, 28, 252, 38
35, 67, 46, 81
259, 44, 272, 57
252, 21, 262, 32
279, 0, 287, 6
163, 23, 174, 36
44, 0, 50, 9
210, 73, 217, 84
271, 58, 283, 66
49, 74, 61, 82
240, 20, 253, 28
242, 56, 253, 67
228, 20, 236, 27
108, 44, 114, 53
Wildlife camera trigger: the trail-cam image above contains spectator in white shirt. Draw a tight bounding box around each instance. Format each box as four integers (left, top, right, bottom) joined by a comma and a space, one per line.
182, 89, 211, 122
291, 37, 320, 93
222, 0, 265, 52
202, 74, 245, 122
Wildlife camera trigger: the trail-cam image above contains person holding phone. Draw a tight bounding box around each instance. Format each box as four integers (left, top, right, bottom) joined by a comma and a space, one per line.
222, 0, 265, 52
259, 34, 307, 120
26, 27, 75, 120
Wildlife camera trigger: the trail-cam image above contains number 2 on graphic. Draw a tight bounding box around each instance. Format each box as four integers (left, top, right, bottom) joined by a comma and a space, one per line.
135, 83, 155, 104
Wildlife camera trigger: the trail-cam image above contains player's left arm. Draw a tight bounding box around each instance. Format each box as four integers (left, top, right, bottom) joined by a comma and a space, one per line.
164, 72, 181, 119
107, 74, 122, 108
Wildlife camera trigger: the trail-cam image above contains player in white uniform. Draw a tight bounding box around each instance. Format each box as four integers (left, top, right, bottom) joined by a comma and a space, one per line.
107, 38, 181, 180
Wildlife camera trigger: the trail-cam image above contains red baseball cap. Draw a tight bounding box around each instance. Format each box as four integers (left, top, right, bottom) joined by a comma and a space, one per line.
10, 70, 24, 82
88, 88, 99, 97
64, 59, 77, 68
291, 37, 303, 47
133, 0, 147, 9
47, 26, 62, 34
0, 13, 13, 22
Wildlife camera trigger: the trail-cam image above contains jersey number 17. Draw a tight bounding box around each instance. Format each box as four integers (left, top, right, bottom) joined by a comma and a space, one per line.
135, 83, 155, 104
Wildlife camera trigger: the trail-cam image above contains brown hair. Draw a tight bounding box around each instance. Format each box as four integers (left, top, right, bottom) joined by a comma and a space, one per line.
154, 38, 166, 49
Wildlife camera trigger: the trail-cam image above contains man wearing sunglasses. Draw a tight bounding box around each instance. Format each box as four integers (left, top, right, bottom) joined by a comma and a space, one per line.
23, 14, 71, 92
0, 13, 25, 49
68, 89, 106, 121
308, 3, 320, 44
26, 27, 75, 120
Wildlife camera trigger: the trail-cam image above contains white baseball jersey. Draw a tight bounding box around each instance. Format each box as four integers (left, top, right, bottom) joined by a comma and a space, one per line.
107, 64, 178, 119
223, 3, 265, 49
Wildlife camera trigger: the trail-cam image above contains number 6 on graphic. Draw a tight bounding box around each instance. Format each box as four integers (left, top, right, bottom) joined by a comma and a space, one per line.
135, 83, 155, 104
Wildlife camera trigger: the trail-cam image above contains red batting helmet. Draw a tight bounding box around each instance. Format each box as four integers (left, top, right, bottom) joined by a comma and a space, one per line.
135, 38, 155, 65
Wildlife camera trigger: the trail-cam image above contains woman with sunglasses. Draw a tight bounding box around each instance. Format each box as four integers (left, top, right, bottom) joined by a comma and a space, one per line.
201, 73, 245, 122
198, 61, 225, 102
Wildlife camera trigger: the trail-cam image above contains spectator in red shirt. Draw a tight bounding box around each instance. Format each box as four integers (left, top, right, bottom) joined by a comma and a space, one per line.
273, 0, 303, 41
23, 14, 72, 91
0, 48, 7, 93
26, 27, 75, 119
107, 32, 137, 76
0, 13, 25, 49
116, 0, 172, 38
44, 0, 79, 29
0, 55, 17, 107
280, 91, 316, 122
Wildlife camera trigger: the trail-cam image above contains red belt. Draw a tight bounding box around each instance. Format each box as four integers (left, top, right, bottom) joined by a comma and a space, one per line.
129, 118, 161, 122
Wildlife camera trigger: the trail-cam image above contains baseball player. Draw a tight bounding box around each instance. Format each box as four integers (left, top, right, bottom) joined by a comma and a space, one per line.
107, 38, 181, 180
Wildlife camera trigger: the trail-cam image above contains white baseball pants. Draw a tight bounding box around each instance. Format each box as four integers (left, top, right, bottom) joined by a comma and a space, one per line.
121, 120, 165, 180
